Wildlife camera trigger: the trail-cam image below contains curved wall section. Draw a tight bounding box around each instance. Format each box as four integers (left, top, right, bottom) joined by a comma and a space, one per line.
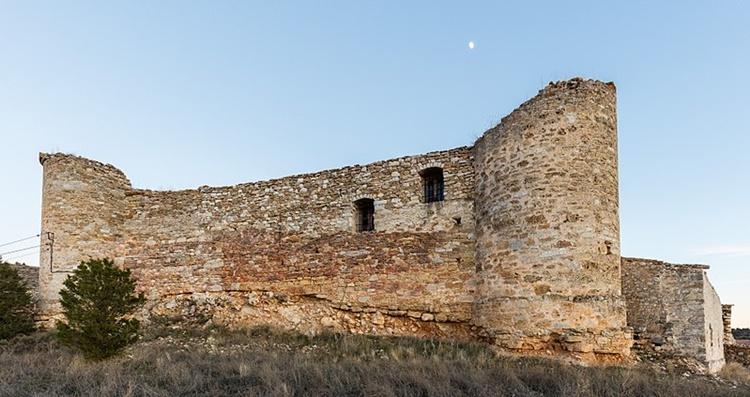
472, 78, 632, 358
36, 149, 478, 339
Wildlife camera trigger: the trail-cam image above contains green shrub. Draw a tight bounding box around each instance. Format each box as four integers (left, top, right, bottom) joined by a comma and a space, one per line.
0, 262, 35, 340
56, 258, 145, 359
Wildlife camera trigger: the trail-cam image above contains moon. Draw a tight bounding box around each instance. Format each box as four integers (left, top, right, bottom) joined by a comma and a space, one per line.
468, 41, 475, 49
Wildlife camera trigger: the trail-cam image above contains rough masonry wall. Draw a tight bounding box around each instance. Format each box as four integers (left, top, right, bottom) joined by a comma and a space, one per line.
38, 154, 132, 319
723, 305, 736, 345
621, 257, 725, 373
725, 344, 750, 367
471, 78, 631, 358
40, 148, 478, 339
703, 276, 726, 373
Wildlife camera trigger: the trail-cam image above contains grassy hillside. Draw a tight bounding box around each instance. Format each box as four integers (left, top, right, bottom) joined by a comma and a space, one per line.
1, 325, 748, 397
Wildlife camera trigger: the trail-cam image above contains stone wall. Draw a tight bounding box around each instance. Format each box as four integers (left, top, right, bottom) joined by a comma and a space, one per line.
703, 276, 726, 373
39, 147, 478, 339
723, 305, 736, 345
621, 257, 725, 373
725, 344, 750, 367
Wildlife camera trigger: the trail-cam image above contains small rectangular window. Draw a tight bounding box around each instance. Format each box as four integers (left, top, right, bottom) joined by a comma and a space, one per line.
354, 198, 375, 232
420, 167, 444, 203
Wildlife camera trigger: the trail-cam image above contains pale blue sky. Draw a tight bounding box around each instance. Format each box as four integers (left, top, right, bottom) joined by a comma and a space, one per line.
1, 1, 748, 325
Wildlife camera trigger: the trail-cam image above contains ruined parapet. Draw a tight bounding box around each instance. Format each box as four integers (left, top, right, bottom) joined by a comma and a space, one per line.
38, 153, 132, 321
471, 78, 632, 359
723, 305, 735, 345
621, 258, 725, 373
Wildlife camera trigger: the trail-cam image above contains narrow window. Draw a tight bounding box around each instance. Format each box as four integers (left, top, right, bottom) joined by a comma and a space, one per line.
354, 198, 375, 232
420, 167, 444, 203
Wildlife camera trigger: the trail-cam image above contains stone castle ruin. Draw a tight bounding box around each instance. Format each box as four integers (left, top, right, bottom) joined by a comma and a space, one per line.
36, 78, 729, 372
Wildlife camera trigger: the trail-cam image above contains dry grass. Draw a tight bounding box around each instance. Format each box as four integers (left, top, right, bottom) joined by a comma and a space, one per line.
720, 362, 750, 385
0, 327, 748, 397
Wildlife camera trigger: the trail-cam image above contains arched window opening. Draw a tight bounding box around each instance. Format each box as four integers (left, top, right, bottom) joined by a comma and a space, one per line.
420, 167, 444, 203
354, 198, 375, 232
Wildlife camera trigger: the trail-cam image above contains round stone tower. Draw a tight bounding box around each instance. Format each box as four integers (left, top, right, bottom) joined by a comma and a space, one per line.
37, 153, 131, 322
472, 78, 632, 359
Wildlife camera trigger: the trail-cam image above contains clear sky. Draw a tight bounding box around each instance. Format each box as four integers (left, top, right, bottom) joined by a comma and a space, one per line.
1, 2, 748, 326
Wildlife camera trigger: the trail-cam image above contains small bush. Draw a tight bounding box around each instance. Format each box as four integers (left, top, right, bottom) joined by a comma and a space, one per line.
56, 258, 145, 360
0, 262, 35, 340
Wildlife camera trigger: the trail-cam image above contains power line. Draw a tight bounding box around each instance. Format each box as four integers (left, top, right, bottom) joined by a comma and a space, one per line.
0, 234, 40, 249
0, 245, 40, 257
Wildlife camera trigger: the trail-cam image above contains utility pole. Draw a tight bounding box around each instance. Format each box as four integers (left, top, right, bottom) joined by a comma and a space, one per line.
46, 231, 55, 272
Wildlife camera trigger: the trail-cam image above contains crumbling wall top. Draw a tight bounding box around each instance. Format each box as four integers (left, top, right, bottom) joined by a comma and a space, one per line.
475, 77, 616, 147
39, 152, 132, 188
622, 257, 709, 270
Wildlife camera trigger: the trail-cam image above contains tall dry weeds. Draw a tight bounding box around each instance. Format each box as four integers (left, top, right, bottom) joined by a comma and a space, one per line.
0, 328, 748, 397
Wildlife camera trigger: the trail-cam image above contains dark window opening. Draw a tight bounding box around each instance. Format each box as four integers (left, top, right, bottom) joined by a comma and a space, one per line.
420, 167, 444, 203
354, 198, 375, 232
